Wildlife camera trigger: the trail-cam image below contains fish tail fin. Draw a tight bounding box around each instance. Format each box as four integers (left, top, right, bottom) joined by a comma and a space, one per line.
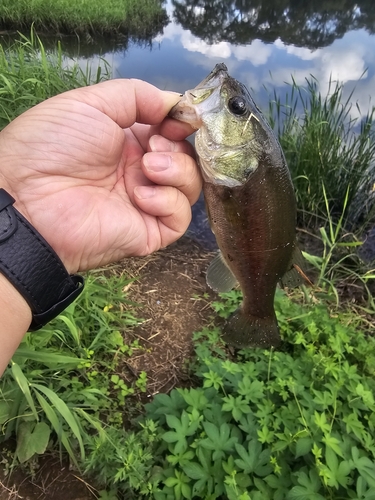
222, 309, 280, 349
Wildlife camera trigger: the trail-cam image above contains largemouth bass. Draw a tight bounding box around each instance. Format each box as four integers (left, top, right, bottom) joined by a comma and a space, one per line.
170, 63, 304, 348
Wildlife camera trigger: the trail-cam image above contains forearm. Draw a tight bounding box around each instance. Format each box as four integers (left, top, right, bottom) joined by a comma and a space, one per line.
0, 273, 32, 375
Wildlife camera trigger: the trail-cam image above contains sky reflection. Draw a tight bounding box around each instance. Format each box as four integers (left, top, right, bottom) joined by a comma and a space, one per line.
99, 0, 375, 122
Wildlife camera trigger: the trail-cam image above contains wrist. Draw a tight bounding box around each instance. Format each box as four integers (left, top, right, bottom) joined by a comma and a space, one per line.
0, 272, 31, 375
0, 270, 32, 324
0, 188, 84, 332
0, 187, 74, 274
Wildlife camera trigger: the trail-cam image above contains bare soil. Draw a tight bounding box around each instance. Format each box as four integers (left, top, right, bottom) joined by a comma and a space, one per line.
0, 237, 216, 500
0, 455, 96, 500
118, 237, 217, 396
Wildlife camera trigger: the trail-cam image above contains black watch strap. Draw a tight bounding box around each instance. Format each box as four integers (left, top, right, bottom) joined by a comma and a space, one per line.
0, 188, 84, 331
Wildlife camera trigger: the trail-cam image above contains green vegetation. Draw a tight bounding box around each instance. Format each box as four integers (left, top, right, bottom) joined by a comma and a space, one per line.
0, 272, 143, 465
0, 31, 110, 129
139, 292, 375, 500
0, 0, 168, 38
6, 287, 372, 500
0, 32, 374, 500
269, 77, 375, 229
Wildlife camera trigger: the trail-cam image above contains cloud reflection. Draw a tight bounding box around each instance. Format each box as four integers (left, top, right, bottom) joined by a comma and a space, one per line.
156, 8, 374, 119
62, 0, 375, 123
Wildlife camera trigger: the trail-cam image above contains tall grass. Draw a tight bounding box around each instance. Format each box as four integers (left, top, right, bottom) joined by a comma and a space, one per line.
0, 0, 168, 38
0, 31, 110, 129
1, 273, 142, 467
269, 77, 375, 231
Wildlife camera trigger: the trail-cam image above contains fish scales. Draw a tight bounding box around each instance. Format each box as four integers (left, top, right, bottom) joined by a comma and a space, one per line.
204, 157, 297, 347
169, 63, 305, 348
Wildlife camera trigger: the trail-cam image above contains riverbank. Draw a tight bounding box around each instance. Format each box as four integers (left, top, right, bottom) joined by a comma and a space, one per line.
0, 0, 168, 38
0, 34, 374, 500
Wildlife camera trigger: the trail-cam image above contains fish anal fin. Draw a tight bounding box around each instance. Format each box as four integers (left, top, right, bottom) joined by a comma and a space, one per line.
222, 309, 280, 349
206, 252, 237, 292
279, 242, 310, 288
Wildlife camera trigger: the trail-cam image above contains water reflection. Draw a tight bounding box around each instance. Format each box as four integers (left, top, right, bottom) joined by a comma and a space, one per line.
0, 33, 134, 59
172, 0, 375, 48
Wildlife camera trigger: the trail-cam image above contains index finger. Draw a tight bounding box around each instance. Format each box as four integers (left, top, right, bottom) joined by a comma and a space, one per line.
60, 78, 185, 129
154, 117, 196, 142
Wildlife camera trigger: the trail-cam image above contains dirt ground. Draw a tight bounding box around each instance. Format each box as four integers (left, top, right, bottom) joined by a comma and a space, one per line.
0, 237, 217, 500
118, 237, 217, 395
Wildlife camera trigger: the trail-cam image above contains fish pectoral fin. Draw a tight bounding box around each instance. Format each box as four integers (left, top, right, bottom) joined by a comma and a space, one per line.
206, 252, 237, 292
222, 309, 280, 349
279, 243, 311, 288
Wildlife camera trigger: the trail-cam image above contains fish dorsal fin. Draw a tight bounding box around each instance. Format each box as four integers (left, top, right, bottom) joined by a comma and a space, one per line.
206, 252, 237, 292
279, 243, 311, 288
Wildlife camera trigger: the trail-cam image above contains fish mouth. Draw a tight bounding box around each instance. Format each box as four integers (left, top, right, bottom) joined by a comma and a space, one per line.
169, 63, 230, 128
196, 63, 229, 89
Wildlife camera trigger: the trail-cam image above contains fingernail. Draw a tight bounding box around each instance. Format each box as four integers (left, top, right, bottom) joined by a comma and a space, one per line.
143, 153, 171, 172
134, 186, 156, 199
149, 135, 176, 152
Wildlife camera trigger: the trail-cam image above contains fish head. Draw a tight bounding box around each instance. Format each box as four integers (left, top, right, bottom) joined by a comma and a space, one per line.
170, 63, 281, 186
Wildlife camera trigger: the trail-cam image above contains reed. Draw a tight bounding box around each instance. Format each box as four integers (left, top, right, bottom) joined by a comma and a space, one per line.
269, 77, 375, 231
0, 31, 110, 130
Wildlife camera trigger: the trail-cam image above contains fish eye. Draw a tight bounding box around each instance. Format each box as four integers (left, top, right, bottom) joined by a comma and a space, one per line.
228, 96, 247, 116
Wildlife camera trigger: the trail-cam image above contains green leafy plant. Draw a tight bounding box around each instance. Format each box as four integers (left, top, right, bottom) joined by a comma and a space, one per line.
83, 420, 160, 499
116, 290, 375, 499
15, 421, 50, 464
78, 288, 375, 499
0, 273, 142, 467
136, 371, 148, 393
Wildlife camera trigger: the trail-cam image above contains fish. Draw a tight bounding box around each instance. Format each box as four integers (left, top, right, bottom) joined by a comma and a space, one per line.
169, 63, 305, 348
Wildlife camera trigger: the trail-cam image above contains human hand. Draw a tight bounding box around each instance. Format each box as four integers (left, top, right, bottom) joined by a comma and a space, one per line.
0, 79, 199, 273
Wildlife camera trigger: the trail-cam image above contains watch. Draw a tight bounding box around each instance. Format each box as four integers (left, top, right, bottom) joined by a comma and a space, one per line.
0, 188, 84, 331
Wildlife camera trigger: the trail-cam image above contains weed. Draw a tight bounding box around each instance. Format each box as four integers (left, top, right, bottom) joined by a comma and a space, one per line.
269, 76, 375, 229
301, 184, 374, 309
0, 273, 144, 468
0, 30, 110, 130
136, 371, 148, 393
142, 290, 375, 499
84, 290, 375, 499
84, 420, 160, 499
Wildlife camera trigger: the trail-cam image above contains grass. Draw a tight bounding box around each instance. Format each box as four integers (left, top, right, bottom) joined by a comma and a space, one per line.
267, 76, 375, 315
268, 76, 375, 231
0, 0, 168, 38
1, 271, 144, 468
0, 30, 111, 129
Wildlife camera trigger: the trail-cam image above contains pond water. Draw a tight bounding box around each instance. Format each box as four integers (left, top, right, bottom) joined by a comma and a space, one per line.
68, 0, 375, 123
3, 0, 375, 251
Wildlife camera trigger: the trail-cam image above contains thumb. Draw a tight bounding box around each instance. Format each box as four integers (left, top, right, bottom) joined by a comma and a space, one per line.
60, 78, 182, 129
